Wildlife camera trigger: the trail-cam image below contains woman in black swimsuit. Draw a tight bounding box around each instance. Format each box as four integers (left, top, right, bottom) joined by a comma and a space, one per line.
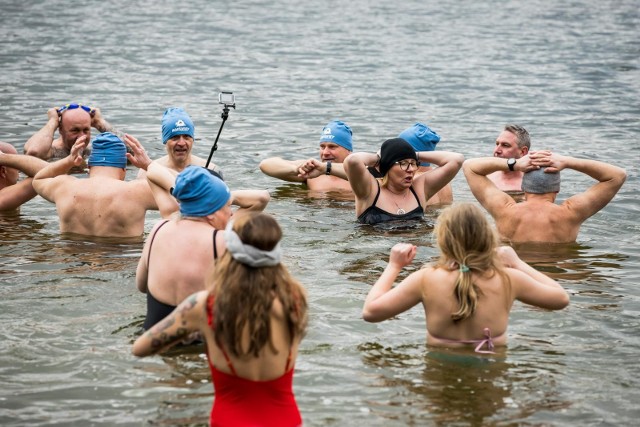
344, 137, 464, 225
136, 165, 233, 330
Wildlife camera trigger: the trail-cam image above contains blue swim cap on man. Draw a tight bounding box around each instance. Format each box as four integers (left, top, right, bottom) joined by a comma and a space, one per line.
172, 166, 231, 217
398, 122, 441, 166
319, 120, 353, 151
88, 132, 127, 169
161, 107, 195, 144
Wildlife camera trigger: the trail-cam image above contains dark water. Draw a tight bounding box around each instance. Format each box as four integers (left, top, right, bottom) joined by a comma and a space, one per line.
1, 0, 639, 425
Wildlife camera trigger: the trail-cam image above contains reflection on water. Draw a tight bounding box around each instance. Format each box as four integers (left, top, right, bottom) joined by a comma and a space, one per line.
358, 342, 571, 426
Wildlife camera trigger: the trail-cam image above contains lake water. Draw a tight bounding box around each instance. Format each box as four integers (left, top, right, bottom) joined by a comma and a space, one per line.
1, 0, 639, 425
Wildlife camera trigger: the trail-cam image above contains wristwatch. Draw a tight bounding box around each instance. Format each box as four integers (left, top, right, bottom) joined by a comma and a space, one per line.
507, 158, 516, 171
325, 161, 332, 175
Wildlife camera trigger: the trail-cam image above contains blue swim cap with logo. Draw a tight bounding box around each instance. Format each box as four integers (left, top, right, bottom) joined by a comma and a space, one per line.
161, 107, 195, 144
172, 166, 231, 217
319, 120, 353, 151
398, 122, 441, 166
88, 132, 127, 169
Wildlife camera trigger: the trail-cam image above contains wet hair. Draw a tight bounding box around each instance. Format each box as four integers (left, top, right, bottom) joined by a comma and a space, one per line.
209, 212, 308, 358
434, 203, 510, 321
504, 124, 531, 150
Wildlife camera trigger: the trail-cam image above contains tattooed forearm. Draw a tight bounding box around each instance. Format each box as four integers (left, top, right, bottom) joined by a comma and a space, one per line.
150, 327, 190, 350
178, 294, 198, 314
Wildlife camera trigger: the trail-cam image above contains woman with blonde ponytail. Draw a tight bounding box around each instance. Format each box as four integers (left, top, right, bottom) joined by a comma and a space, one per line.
362, 203, 569, 353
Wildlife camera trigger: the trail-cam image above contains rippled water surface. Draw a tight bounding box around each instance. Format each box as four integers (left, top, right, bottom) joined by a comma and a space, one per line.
1, 0, 639, 425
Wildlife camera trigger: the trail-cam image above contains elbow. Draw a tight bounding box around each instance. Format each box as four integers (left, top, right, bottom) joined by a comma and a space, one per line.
362, 308, 382, 323
558, 292, 570, 310
257, 190, 271, 209
453, 153, 465, 167
258, 158, 276, 175
550, 291, 570, 310
131, 339, 150, 358
24, 147, 47, 160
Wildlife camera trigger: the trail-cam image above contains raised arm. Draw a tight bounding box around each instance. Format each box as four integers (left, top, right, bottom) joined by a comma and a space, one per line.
0, 152, 50, 210
497, 246, 569, 310
24, 107, 60, 159
90, 107, 118, 134
343, 152, 379, 202
535, 154, 627, 222
259, 157, 309, 183
297, 158, 348, 180
362, 243, 424, 322
415, 151, 464, 201
231, 189, 271, 213
32, 137, 86, 202
0, 152, 49, 177
463, 156, 535, 217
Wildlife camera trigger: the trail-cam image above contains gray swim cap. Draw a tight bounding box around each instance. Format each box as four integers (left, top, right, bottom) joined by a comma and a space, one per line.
521, 167, 561, 194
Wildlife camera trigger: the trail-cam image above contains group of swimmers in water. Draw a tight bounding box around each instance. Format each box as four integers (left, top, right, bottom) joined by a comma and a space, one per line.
0, 103, 627, 426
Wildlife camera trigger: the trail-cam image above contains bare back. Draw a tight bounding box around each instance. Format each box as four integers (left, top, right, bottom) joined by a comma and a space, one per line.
141, 220, 225, 307
54, 177, 155, 237
420, 267, 512, 346
200, 296, 300, 380
495, 199, 582, 243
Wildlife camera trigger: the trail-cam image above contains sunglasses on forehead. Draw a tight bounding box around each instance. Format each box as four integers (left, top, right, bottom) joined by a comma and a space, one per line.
58, 103, 95, 115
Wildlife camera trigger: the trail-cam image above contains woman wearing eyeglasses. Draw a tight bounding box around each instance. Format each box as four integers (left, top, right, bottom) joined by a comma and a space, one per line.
344, 138, 464, 225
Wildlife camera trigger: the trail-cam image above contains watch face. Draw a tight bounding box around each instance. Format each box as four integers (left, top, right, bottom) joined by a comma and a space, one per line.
507, 158, 516, 170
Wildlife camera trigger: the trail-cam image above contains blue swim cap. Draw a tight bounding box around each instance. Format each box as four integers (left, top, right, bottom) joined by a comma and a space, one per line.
319, 120, 353, 152
172, 166, 231, 217
161, 107, 195, 144
88, 132, 127, 169
398, 122, 441, 167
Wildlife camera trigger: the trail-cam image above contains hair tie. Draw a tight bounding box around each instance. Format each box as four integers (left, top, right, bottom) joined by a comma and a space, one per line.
459, 264, 470, 273
224, 222, 282, 267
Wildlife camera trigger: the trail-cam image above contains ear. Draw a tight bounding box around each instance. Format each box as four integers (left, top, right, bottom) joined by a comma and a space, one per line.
520, 146, 530, 156
0, 165, 6, 179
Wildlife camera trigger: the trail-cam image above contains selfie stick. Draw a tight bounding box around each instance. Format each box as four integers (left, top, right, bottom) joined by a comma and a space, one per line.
205, 103, 235, 169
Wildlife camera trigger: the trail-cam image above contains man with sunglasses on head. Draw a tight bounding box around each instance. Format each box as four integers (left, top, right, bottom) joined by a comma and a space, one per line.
24, 103, 118, 160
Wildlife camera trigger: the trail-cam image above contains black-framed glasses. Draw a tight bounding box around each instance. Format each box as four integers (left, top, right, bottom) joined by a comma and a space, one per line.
58, 103, 94, 115
394, 160, 418, 171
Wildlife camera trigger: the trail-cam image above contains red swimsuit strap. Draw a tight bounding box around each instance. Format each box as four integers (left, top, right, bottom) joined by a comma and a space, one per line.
207, 294, 238, 376
207, 293, 295, 376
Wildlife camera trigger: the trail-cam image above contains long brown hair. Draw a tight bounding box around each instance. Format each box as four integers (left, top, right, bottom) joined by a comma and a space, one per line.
434, 203, 510, 321
209, 212, 308, 358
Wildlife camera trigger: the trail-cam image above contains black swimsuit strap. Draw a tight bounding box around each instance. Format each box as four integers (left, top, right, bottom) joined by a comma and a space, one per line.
408, 185, 422, 210
147, 220, 170, 269
371, 181, 382, 207
213, 229, 219, 260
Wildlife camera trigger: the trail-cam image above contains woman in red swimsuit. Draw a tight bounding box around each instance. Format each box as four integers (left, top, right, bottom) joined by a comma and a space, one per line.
133, 212, 308, 426
362, 203, 569, 353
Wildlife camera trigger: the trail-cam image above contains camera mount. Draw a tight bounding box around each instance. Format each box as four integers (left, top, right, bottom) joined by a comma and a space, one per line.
205, 93, 236, 169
